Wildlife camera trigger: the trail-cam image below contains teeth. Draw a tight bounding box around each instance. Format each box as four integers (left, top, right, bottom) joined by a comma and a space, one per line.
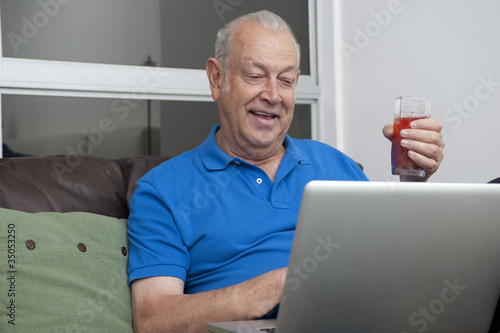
253, 111, 272, 117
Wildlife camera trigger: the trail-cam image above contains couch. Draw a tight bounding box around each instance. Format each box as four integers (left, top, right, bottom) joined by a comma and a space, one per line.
0, 155, 168, 332
2, 155, 499, 332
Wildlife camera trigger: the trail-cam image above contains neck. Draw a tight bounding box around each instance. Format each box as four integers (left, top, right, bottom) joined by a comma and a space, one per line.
215, 130, 285, 182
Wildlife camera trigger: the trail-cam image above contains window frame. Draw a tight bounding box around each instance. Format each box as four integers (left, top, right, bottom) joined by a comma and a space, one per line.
0, 0, 335, 157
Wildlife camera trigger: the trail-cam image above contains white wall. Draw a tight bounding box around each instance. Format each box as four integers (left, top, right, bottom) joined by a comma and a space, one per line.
335, 0, 500, 183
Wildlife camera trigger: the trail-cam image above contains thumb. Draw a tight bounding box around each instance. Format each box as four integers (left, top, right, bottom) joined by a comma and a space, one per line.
382, 124, 394, 141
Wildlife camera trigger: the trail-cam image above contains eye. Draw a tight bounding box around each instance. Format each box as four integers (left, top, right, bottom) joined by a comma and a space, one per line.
245, 73, 265, 84
280, 77, 295, 87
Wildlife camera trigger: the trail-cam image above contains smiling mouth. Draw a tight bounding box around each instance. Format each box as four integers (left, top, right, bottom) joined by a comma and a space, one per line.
250, 110, 278, 119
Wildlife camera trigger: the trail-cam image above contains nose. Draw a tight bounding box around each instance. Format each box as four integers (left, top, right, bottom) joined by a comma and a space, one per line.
260, 78, 282, 105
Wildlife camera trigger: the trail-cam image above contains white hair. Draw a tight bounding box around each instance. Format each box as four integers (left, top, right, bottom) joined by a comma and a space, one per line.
214, 10, 301, 70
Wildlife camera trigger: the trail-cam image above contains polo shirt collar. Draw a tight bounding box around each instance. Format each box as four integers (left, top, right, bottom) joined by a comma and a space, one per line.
199, 124, 310, 171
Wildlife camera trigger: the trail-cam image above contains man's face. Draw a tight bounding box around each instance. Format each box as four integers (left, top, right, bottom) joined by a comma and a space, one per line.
216, 23, 300, 153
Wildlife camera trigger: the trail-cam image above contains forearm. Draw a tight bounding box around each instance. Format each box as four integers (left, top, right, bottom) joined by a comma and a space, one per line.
134, 290, 235, 333
133, 268, 286, 333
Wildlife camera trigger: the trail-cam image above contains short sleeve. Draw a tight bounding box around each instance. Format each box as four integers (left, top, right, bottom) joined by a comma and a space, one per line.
127, 179, 190, 285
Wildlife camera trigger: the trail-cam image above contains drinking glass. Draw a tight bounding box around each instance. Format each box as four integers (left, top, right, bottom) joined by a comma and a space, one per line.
391, 96, 431, 177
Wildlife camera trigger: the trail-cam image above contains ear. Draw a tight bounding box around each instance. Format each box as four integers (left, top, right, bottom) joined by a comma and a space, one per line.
206, 58, 225, 102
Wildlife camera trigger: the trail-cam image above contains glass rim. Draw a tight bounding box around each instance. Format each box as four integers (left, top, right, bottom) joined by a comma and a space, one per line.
396, 96, 432, 102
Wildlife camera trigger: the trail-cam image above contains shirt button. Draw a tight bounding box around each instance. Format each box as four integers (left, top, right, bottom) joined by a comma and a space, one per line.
121, 247, 128, 256
256, 178, 263, 184
78, 243, 87, 253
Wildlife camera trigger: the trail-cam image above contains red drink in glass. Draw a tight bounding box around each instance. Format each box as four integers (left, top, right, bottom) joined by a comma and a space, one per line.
391, 117, 428, 176
391, 97, 431, 177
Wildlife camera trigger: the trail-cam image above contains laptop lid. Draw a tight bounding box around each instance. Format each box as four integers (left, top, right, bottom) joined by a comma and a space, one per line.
275, 181, 500, 333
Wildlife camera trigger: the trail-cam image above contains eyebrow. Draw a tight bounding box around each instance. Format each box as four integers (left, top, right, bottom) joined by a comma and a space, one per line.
250, 61, 299, 73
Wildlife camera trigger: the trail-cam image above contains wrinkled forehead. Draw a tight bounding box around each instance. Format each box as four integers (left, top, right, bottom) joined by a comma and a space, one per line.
230, 22, 299, 67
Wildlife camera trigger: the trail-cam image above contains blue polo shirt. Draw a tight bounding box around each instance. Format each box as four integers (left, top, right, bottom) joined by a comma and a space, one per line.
127, 125, 367, 293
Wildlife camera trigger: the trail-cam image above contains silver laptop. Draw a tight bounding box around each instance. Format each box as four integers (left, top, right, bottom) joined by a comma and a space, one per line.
208, 181, 500, 333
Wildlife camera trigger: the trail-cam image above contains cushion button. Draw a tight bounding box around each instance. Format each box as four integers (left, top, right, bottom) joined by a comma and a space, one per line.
78, 243, 87, 252
121, 247, 128, 256
25, 239, 36, 250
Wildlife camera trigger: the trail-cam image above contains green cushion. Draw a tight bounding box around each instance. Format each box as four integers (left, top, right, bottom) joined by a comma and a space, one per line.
0, 208, 132, 332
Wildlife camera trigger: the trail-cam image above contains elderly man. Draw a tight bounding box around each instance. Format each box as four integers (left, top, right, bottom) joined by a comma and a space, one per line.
127, 10, 444, 332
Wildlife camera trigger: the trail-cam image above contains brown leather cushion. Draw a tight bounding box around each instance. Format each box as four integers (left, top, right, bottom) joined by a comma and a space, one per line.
0, 155, 127, 218
116, 156, 168, 213
0, 155, 168, 219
